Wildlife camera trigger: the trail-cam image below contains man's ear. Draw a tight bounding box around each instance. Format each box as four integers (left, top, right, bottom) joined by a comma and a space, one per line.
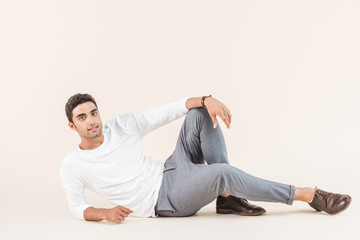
68, 122, 77, 132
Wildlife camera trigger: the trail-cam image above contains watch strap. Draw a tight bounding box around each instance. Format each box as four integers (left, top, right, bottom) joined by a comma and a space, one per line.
201, 95, 212, 107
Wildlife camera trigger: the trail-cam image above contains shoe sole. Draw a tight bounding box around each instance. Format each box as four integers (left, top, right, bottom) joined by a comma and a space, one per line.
216, 208, 266, 216
327, 195, 352, 215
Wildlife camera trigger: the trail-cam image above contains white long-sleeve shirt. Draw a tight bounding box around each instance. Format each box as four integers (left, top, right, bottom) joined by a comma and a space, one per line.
60, 97, 189, 220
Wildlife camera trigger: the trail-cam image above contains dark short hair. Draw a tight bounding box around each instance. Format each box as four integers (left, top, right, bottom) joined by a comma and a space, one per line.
65, 93, 98, 123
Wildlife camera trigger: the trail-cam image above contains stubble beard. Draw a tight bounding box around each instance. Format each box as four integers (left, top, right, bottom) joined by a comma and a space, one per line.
86, 125, 102, 138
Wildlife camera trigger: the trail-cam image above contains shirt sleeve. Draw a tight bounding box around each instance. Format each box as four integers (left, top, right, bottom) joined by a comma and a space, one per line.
60, 162, 92, 221
130, 97, 190, 136
109, 97, 190, 136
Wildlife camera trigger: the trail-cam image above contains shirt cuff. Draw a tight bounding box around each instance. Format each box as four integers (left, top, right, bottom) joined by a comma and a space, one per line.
77, 204, 93, 221
180, 97, 190, 114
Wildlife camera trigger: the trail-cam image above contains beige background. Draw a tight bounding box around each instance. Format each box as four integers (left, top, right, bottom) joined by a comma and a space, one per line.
0, 0, 359, 239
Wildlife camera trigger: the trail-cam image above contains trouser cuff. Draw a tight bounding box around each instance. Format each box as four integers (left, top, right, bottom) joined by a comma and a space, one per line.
287, 185, 296, 205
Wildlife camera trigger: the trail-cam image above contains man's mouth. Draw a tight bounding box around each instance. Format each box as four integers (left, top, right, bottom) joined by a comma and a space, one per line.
88, 126, 98, 132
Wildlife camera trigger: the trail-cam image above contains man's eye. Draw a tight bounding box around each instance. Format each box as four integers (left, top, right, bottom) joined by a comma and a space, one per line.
79, 116, 85, 120
92, 112, 97, 115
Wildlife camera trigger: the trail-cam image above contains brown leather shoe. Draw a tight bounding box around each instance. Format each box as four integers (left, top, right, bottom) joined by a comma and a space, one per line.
309, 187, 352, 215
216, 195, 266, 216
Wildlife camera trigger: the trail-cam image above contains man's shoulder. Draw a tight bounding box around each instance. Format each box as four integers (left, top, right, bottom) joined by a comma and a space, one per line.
60, 149, 78, 169
106, 112, 135, 125
64, 147, 78, 159
59, 150, 85, 184
105, 112, 138, 134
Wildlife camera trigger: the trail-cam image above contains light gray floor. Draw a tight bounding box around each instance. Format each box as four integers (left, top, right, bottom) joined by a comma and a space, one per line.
1, 185, 357, 240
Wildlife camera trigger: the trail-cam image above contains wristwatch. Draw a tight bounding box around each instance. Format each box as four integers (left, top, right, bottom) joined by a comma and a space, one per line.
201, 95, 212, 107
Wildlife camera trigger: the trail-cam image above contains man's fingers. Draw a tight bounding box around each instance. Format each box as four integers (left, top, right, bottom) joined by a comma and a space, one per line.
208, 104, 232, 129
126, 208, 133, 213
212, 113, 231, 129
111, 216, 123, 223
221, 116, 230, 128
218, 112, 230, 128
120, 210, 132, 218
225, 108, 232, 127
119, 212, 128, 218
226, 111, 231, 126
223, 107, 231, 123
113, 219, 123, 223
211, 115, 218, 128
118, 206, 133, 214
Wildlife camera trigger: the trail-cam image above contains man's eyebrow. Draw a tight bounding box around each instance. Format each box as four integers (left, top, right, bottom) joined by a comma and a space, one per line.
76, 108, 98, 118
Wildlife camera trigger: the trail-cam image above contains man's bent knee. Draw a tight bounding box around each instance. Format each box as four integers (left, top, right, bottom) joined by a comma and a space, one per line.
186, 107, 212, 124
187, 107, 208, 116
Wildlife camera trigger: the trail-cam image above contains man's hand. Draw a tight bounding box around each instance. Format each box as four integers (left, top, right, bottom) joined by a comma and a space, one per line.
204, 97, 232, 129
185, 96, 232, 129
102, 206, 133, 223
84, 205, 133, 223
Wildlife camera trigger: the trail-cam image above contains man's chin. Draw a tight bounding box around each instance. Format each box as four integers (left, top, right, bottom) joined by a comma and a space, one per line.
87, 131, 101, 138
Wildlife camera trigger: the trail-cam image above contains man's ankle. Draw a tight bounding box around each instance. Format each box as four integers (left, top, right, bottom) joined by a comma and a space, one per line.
294, 187, 315, 203
306, 188, 316, 203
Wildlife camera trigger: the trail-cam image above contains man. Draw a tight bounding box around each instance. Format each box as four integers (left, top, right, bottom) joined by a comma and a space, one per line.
60, 93, 351, 223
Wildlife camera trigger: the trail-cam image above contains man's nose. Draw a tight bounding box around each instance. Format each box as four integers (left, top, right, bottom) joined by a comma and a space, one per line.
87, 116, 95, 125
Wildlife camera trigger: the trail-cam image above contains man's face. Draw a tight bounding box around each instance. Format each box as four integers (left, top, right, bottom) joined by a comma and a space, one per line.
68, 102, 103, 139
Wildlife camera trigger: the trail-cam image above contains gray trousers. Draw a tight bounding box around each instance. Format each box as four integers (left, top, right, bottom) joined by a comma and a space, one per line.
155, 107, 295, 217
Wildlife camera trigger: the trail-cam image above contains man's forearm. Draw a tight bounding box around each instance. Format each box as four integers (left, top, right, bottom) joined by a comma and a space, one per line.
186, 97, 210, 110
83, 206, 105, 221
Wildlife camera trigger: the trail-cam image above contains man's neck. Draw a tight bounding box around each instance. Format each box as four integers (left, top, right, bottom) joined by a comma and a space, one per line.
79, 134, 104, 150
